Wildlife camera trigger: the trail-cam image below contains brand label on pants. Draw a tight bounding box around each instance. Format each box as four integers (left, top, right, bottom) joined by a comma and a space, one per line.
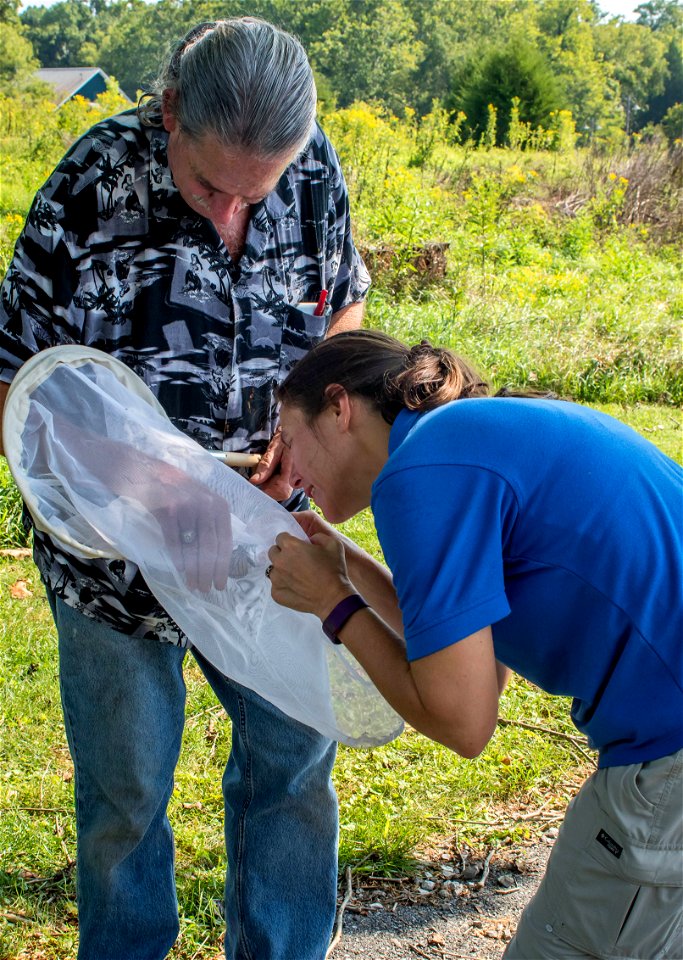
596, 828, 623, 858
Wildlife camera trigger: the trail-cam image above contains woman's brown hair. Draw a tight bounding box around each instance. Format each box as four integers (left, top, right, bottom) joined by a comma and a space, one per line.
277, 330, 489, 424
277, 329, 559, 423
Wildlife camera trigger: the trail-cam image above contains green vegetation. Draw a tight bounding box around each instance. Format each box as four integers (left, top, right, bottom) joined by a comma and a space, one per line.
0, 5, 681, 954
1, 0, 682, 141
0, 461, 27, 549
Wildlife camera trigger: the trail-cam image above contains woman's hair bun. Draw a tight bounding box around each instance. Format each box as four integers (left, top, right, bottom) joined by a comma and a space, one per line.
390, 339, 488, 412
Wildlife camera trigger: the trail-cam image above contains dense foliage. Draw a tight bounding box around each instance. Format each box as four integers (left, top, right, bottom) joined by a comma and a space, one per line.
0, 0, 681, 143
452, 41, 564, 145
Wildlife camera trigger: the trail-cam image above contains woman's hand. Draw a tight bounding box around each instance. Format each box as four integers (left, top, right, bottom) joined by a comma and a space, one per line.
249, 428, 294, 502
293, 510, 340, 542
267, 531, 355, 621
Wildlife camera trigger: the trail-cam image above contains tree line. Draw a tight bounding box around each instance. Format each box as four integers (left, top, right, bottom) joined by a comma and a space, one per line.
1, 0, 682, 144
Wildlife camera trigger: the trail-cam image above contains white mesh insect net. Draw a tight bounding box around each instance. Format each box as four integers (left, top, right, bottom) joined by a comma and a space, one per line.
3, 346, 403, 747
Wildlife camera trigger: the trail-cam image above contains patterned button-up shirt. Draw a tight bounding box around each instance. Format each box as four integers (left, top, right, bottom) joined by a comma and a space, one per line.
0, 110, 370, 642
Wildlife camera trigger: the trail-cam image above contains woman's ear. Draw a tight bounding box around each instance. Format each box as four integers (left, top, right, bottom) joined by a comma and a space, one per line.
323, 384, 352, 433
161, 90, 178, 133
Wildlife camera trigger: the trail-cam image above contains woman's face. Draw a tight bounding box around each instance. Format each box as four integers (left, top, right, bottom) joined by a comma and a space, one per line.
279, 402, 366, 523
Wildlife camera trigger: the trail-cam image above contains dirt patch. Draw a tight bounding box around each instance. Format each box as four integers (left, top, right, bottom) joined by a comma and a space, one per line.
330, 841, 553, 960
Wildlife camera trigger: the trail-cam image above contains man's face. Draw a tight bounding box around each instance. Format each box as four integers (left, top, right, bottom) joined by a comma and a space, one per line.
162, 108, 297, 230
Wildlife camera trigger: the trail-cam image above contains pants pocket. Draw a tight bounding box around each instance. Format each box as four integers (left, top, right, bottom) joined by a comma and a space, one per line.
548, 849, 683, 958
543, 756, 683, 959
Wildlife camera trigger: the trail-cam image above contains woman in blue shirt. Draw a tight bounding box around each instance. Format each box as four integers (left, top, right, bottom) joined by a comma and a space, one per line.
267, 329, 683, 960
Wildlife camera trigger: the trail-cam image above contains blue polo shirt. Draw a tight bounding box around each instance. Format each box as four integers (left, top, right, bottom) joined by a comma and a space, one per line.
371, 399, 683, 767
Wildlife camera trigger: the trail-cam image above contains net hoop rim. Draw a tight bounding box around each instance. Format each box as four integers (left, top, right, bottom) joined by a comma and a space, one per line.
3, 345, 165, 559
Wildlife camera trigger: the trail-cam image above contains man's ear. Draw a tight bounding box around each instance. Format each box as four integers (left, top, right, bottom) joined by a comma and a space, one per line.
161, 90, 178, 133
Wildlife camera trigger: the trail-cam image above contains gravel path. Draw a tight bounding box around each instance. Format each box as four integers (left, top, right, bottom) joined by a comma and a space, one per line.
329, 841, 554, 960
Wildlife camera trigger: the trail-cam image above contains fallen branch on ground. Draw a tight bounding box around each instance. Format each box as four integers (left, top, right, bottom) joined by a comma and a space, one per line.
497, 717, 596, 764
470, 847, 496, 890
325, 865, 353, 957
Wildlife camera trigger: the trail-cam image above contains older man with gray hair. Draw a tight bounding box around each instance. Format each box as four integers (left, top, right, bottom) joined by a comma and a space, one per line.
0, 17, 369, 960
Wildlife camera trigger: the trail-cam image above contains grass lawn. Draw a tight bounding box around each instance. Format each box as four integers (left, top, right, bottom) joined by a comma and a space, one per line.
0, 406, 679, 960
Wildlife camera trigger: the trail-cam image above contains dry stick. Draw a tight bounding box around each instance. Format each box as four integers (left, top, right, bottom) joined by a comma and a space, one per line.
60, 839, 74, 866
411, 947, 481, 960
497, 717, 596, 764
0, 548, 32, 558
0, 911, 34, 924
186, 703, 225, 723
409, 947, 432, 959
20, 864, 75, 887
517, 797, 552, 821
439, 952, 486, 960
470, 847, 496, 891
325, 865, 353, 958
425, 812, 560, 829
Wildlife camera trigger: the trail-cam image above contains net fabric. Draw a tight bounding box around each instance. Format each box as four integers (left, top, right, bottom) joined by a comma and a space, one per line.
4, 346, 403, 747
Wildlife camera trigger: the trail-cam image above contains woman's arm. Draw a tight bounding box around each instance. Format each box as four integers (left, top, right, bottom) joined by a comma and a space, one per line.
293, 511, 404, 633
268, 530, 500, 757
496, 660, 512, 694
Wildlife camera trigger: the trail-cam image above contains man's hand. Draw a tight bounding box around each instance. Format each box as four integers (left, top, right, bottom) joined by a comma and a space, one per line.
267, 531, 354, 620
249, 428, 294, 502
28, 406, 233, 594
150, 470, 232, 594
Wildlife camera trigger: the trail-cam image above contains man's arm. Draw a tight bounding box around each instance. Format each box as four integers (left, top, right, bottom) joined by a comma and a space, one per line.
0, 380, 10, 457
326, 300, 364, 336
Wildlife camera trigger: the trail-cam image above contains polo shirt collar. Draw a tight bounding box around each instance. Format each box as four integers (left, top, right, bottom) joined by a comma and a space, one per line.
388, 408, 421, 455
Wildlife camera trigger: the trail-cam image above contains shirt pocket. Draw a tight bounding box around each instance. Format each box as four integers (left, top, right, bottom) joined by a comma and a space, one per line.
277, 301, 331, 381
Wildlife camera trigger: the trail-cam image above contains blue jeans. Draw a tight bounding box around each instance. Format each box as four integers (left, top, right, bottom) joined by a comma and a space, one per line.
48, 589, 339, 960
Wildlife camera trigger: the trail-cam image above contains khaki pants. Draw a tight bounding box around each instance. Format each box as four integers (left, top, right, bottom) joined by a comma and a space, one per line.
504, 748, 683, 960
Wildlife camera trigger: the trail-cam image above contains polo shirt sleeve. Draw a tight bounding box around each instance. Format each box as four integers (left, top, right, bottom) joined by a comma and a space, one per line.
323, 143, 370, 313
372, 463, 517, 661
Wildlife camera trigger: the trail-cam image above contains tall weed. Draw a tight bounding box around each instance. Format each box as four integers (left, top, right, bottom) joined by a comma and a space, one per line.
0, 461, 28, 548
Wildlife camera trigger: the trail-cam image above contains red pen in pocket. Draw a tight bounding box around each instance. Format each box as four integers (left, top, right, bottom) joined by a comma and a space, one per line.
314, 289, 328, 316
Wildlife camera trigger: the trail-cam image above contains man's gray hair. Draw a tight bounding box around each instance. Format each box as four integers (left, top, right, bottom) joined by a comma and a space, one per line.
139, 17, 317, 157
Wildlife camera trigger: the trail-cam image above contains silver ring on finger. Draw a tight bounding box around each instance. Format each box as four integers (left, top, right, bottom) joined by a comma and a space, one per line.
265, 564, 273, 579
